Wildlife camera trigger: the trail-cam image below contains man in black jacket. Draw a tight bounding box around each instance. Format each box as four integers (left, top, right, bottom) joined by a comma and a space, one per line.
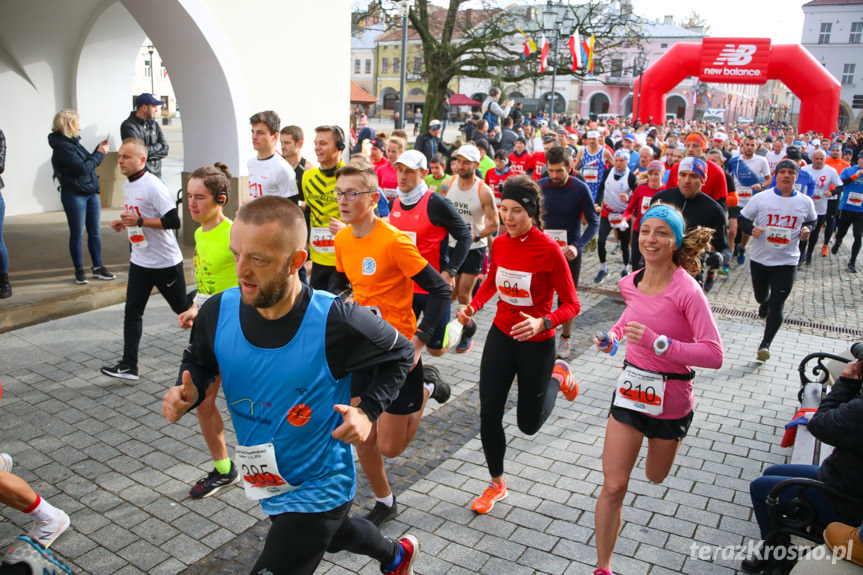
414, 119, 449, 164
742, 358, 863, 572
120, 93, 169, 178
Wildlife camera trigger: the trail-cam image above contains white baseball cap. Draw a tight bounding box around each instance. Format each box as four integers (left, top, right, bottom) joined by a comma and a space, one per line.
394, 150, 428, 170
453, 145, 481, 163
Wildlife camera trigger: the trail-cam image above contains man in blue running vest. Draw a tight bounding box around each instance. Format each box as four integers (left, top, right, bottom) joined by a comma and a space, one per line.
162, 196, 421, 575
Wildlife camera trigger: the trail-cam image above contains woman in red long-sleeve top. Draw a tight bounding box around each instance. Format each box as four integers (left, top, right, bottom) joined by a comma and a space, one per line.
457, 175, 581, 515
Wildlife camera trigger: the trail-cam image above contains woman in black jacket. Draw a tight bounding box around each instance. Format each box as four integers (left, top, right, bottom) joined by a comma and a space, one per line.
742, 359, 863, 572
49, 110, 115, 284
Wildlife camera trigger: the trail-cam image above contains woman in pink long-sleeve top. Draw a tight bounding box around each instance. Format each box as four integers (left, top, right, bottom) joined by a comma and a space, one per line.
592, 203, 724, 575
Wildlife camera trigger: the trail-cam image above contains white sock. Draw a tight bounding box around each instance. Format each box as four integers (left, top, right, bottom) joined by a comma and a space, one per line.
26, 495, 60, 524
376, 493, 394, 507
423, 382, 435, 396
600, 263, 608, 272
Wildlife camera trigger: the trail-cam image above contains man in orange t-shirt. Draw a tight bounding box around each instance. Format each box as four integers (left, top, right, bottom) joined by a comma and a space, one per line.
334, 162, 452, 527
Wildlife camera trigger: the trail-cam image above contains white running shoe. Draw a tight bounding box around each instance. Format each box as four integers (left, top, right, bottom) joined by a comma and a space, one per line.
0, 453, 12, 473
29, 509, 70, 549
556, 336, 572, 359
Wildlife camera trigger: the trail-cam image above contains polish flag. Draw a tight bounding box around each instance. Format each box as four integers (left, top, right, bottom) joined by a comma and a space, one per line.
540, 34, 549, 73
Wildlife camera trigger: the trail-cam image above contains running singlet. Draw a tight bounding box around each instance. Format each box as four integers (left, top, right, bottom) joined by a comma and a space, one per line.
390, 191, 448, 294
447, 176, 487, 249
214, 288, 354, 515
194, 218, 237, 296
302, 162, 344, 267
602, 168, 633, 216
335, 219, 428, 339
581, 147, 607, 201
508, 151, 534, 176
727, 155, 771, 208
802, 165, 843, 216
840, 166, 863, 213
740, 189, 817, 267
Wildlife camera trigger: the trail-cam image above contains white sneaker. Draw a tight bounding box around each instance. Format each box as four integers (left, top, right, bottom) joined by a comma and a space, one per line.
28, 509, 70, 549
443, 319, 463, 351
0, 453, 12, 473
556, 336, 572, 359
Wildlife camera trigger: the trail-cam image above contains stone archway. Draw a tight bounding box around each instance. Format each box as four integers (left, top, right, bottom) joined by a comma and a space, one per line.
588, 92, 610, 117
666, 94, 687, 119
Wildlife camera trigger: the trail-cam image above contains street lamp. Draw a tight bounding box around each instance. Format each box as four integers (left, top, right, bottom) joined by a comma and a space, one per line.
541, 1, 573, 121
397, 0, 410, 130
632, 46, 648, 126
147, 43, 155, 95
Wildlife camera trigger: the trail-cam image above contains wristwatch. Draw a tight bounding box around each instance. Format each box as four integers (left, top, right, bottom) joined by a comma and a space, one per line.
654, 335, 670, 355
137, 217, 144, 228
542, 317, 553, 331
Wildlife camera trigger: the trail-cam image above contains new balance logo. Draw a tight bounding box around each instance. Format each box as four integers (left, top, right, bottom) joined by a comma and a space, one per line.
713, 44, 757, 66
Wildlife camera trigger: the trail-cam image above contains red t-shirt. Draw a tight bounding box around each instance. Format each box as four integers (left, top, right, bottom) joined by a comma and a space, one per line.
469, 226, 580, 341
623, 184, 664, 231
509, 151, 535, 176
532, 151, 547, 181
376, 162, 399, 200
485, 168, 514, 202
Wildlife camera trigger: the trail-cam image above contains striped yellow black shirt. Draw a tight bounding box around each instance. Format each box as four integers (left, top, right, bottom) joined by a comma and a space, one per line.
302, 161, 344, 266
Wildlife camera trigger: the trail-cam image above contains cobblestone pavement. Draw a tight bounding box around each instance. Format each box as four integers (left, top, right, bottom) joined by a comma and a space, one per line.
0, 241, 860, 574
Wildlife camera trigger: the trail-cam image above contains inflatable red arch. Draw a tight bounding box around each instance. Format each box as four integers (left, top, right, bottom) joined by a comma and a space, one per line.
633, 38, 840, 135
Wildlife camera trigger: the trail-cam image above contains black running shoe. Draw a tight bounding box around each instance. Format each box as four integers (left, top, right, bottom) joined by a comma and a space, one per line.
456, 319, 477, 353
101, 362, 139, 380
702, 274, 715, 294
92, 266, 116, 280
848, 263, 858, 273
364, 495, 397, 527
189, 463, 240, 499
423, 365, 451, 404
74, 268, 88, 285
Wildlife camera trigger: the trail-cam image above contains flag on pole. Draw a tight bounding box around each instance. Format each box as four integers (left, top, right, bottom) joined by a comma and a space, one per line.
516, 27, 537, 59
568, 31, 582, 71
539, 34, 549, 72
587, 35, 595, 74
580, 38, 592, 74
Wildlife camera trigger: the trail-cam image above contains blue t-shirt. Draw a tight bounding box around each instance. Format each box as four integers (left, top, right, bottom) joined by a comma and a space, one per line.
840, 166, 863, 212
771, 168, 815, 199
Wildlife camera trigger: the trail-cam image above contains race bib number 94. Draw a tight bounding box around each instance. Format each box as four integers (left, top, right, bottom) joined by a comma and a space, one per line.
496, 266, 533, 307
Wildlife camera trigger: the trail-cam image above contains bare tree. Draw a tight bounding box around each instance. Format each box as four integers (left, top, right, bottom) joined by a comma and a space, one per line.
357, 1, 641, 131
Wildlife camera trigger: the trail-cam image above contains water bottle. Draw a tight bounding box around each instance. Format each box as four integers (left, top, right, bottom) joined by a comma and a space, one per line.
596, 331, 618, 356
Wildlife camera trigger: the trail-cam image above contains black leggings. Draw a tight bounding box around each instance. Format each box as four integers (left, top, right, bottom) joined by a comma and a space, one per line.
750, 260, 796, 349
630, 229, 642, 269
834, 210, 863, 265
805, 214, 828, 257
252, 500, 398, 575
123, 262, 189, 369
597, 216, 631, 266
479, 324, 557, 478
822, 200, 840, 245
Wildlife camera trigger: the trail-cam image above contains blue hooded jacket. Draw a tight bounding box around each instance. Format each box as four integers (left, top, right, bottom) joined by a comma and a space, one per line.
48, 131, 104, 195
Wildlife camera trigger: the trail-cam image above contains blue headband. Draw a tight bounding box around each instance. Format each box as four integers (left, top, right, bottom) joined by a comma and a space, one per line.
642, 205, 685, 248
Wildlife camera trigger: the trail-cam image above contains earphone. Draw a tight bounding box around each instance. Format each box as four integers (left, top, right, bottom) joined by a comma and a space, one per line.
332, 125, 346, 151
215, 189, 228, 205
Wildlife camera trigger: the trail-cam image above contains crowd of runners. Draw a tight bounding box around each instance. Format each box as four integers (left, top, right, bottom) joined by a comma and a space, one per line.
2, 99, 863, 575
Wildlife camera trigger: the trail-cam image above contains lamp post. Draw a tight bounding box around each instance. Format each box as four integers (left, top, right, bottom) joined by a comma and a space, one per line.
632, 46, 647, 126
397, 0, 410, 130
147, 43, 155, 95
541, 1, 573, 122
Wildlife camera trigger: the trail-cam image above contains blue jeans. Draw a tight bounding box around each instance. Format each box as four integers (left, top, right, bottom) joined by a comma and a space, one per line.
60, 191, 102, 270
0, 191, 8, 274
749, 464, 843, 540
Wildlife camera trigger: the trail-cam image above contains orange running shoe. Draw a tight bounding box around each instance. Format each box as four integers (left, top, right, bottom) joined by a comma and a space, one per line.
554, 360, 579, 401
822, 245, 829, 257
471, 480, 507, 514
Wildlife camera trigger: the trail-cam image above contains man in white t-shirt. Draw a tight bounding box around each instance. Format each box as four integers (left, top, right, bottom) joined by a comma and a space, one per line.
247, 110, 298, 201
765, 139, 786, 173
802, 150, 844, 263
739, 159, 817, 362
726, 135, 772, 264
102, 138, 189, 380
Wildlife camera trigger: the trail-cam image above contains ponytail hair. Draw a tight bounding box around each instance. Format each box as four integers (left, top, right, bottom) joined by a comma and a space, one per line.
674, 226, 714, 276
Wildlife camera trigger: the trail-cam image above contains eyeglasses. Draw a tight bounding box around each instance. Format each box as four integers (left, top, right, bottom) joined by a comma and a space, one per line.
333, 190, 376, 201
